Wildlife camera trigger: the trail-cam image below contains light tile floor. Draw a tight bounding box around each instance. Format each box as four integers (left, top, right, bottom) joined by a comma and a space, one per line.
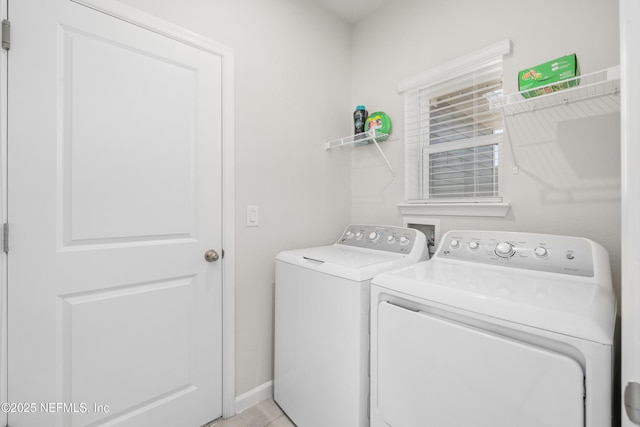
206, 399, 295, 427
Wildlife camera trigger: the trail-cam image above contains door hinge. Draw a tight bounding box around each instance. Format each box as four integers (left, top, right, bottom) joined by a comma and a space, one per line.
1, 20, 9, 51
3, 223, 8, 253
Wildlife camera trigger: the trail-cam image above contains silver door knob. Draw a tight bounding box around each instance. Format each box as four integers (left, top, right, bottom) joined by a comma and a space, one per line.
204, 249, 219, 262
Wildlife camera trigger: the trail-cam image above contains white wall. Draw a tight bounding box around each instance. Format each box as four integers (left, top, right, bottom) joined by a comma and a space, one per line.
118, 0, 353, 398
350, 0, 622, 297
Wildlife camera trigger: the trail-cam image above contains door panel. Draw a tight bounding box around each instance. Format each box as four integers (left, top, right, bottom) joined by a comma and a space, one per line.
377, 302, 584, 427
63, 276, 194, 426
8, 0, 223, 425
61, 25, 197, 244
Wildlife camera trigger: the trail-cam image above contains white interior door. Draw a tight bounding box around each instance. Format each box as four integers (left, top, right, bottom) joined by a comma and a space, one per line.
7, 0, 224, 425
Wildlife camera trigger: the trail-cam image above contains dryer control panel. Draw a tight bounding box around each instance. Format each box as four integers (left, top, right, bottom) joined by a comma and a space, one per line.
337, 224, 425, 256
436, 230, 596, 277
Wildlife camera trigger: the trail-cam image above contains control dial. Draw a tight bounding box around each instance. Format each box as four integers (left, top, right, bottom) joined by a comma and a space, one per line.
495, 242, 515, 258
345, 230, 354, 239
355, 232, 363, 240
387, 235, 397, 244
468, 241, 480, 251
449, 239, 461, 249
534, 246, 549, 258
399, 236, 410, 246
368, 231, 381, 243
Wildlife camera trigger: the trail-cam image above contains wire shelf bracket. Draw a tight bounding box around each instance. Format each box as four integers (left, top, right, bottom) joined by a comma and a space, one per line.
324, 129, 399, 181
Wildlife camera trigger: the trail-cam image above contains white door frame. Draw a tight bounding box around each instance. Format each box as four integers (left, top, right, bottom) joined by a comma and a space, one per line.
0, 0, 236, 423
621, 0, 640, 425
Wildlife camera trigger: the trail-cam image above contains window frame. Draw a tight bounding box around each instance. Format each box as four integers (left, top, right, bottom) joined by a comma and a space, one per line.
398, 39, 512, 217
421, 68, 503, 202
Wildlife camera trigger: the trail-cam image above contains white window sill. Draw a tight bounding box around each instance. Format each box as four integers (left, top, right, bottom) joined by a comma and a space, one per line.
397, 202, 511, 217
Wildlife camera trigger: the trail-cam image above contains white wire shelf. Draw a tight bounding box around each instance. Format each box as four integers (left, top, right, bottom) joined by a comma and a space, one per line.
490, 66, 621, 185
491, 66, 620, 117
324, 130, 397, 150
325, 129, 399, 181
490, 65, 621, 151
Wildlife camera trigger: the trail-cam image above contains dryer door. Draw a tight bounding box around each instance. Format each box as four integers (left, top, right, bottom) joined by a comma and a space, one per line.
376, 302, 584, 427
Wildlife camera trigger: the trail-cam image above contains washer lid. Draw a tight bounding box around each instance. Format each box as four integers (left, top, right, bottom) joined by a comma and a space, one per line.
372, 259, 616, 344
292, 245, 398, 267
276, 245, 408, 282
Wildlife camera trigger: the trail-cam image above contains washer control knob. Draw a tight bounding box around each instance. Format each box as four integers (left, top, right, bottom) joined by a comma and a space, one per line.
495, 242, 515, 257
449, 239, 460, 249
399, 236, 410, 246
387, 235, 397, 244
468, 241, 480, 251
345, 230, 354, 239
355, 232, 363, 240
534, 246, 549, 258
368, 231, 381, 243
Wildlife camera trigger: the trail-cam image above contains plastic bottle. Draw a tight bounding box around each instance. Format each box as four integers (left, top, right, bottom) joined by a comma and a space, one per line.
353, 105, 368, 143
365, 111, 392, 142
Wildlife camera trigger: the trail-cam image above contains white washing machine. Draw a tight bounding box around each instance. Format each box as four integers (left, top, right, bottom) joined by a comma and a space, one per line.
274, 224, 428, 427
370, 230, 616, 427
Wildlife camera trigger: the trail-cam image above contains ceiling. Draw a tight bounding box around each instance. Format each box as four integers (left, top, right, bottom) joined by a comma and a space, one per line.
309, 0, 391, 24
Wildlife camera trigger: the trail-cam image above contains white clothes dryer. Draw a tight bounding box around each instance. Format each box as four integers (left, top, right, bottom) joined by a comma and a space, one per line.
274, 224, 428, 427
370, 230, 616, 427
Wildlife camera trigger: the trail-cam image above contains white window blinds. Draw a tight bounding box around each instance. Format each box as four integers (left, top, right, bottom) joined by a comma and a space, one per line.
402, 41, 510, 204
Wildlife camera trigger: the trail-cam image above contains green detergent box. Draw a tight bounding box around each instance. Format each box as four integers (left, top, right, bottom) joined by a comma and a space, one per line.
518, 54, 580, 99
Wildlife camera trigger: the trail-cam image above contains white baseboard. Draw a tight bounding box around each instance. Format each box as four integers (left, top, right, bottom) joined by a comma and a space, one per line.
234, 380, 273, 414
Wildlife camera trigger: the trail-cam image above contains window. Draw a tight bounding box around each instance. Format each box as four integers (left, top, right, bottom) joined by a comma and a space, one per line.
400, 40, 511, 205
